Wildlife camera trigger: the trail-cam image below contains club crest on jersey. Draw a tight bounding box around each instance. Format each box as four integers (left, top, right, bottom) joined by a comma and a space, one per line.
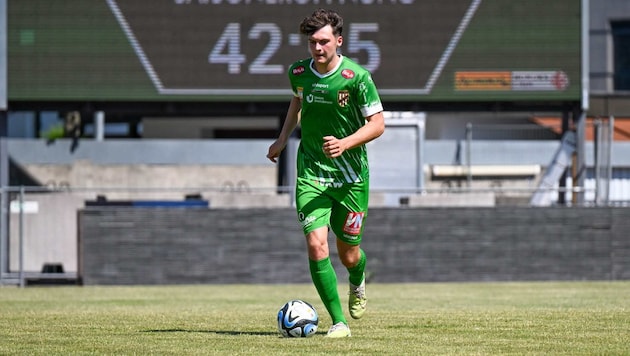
341, 69, 355, 79
343, 212, 365, 235
292, 66, 305, 75
338, 90, 349, 107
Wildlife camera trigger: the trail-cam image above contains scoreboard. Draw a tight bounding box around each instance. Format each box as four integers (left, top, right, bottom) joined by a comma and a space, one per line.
8, 0, 582, 102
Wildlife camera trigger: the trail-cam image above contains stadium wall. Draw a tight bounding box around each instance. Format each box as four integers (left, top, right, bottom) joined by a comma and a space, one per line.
78, 207, 630, 285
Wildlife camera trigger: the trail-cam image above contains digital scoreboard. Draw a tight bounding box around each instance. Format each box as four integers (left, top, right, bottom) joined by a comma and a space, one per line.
8, 0, 582, 102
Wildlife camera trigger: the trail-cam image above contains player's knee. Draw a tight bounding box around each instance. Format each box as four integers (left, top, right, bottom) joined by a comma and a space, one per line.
305, 232, 329, 260
339, 249, 360, 268
307, 244, 329, 261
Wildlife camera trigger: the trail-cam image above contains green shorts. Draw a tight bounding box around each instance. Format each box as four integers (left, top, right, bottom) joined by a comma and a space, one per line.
295, 177, 369, 245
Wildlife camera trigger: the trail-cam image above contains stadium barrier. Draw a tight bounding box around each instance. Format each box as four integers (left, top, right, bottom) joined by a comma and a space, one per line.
78, 205, 629, 285
1, 185, 627, 286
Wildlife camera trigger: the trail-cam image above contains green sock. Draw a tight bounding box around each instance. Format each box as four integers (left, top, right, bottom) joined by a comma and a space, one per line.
309, 258, 346, 325
347, 249, 366, 286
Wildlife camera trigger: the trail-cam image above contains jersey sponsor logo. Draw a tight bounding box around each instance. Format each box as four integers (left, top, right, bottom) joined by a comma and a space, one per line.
338, 90, 349, 107
306, 94, 332, 105
292, 66, 305, 75
343, 211, 365, 236
318, 181, 343, 188
314, 178, 343, 188
298, 212, 316, 228
341, 69, 355, 79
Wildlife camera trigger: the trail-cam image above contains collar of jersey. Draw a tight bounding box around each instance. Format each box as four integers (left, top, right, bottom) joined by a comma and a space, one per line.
309, 55, 344, 78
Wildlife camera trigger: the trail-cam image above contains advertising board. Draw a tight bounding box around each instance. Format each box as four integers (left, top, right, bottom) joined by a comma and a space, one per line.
8, 0, 581, 102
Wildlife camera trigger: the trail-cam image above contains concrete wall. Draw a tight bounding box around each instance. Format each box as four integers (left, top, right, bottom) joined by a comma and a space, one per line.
78, 207, 630, 285
7, 192, 291, 275
23, 161, 279, 201
9, 193, 83, 273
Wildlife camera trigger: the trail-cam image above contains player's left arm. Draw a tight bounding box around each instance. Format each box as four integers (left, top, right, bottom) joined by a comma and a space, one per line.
322, 111, 384, 158
323, 71, 384, 158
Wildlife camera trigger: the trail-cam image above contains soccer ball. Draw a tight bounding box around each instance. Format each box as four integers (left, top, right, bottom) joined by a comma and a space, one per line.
277, 299, 319, 338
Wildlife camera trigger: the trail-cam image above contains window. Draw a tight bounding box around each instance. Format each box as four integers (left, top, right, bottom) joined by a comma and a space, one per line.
612, 21, 630, 90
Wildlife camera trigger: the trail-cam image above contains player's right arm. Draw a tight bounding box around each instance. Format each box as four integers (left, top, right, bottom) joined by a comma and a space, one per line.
267, 96, 302, 163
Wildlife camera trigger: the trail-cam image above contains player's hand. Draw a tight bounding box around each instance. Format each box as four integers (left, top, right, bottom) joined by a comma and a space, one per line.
267, 140, 285, 163
322, 136, 345, 158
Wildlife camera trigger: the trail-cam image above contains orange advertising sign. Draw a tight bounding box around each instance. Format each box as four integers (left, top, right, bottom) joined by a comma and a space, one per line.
455, 71, 512, 91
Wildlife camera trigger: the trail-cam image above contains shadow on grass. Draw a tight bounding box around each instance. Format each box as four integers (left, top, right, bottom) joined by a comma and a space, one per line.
143, 329, 278, 336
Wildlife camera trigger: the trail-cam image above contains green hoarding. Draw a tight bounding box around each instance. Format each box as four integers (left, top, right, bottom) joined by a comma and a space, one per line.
8, 0, 581, 102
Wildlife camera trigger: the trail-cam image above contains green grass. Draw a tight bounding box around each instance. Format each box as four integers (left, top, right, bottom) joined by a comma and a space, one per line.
0, 282, 629, 355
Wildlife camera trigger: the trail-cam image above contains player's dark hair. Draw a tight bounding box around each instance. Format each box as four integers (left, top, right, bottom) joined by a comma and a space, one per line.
299, 9, 343, 36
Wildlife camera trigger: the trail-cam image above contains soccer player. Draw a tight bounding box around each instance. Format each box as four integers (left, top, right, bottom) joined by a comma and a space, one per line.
266, 9, 385, 338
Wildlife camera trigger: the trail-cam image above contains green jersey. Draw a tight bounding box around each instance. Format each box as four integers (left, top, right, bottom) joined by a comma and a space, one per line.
288, 55, 383, 185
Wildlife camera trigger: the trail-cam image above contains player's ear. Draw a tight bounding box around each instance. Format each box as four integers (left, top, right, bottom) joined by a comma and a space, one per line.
336, 35, 343, 47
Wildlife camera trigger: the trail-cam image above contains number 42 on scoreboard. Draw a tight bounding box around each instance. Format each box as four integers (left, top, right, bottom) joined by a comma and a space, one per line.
209, 22, 381, 75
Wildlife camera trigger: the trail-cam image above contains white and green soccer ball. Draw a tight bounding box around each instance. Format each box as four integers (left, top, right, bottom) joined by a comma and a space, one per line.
277, 299, 319, 338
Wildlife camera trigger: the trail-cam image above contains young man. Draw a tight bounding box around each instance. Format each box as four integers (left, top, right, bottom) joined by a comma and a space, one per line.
267, 9, 384, 338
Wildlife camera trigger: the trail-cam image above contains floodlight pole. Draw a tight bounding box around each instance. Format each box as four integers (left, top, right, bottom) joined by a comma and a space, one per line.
0, 0, 7, 285
573, 0, 589, 205
581, 0, 590, 114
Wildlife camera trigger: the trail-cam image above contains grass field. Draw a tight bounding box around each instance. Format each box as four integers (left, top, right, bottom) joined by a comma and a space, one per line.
1, 282, 629, 355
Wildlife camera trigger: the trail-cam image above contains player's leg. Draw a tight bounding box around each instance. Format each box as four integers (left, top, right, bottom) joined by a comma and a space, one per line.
337, 239, 365, 279
306, 228, 350, 337
338, 241, 367, 319
295, 178, 349, 337
330, 180, 369, 320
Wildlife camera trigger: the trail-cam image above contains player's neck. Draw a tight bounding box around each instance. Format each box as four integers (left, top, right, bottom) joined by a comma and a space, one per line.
313, 54, 341, 75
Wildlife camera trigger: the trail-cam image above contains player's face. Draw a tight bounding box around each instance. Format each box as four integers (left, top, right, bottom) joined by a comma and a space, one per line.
307, 25, 342, 73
